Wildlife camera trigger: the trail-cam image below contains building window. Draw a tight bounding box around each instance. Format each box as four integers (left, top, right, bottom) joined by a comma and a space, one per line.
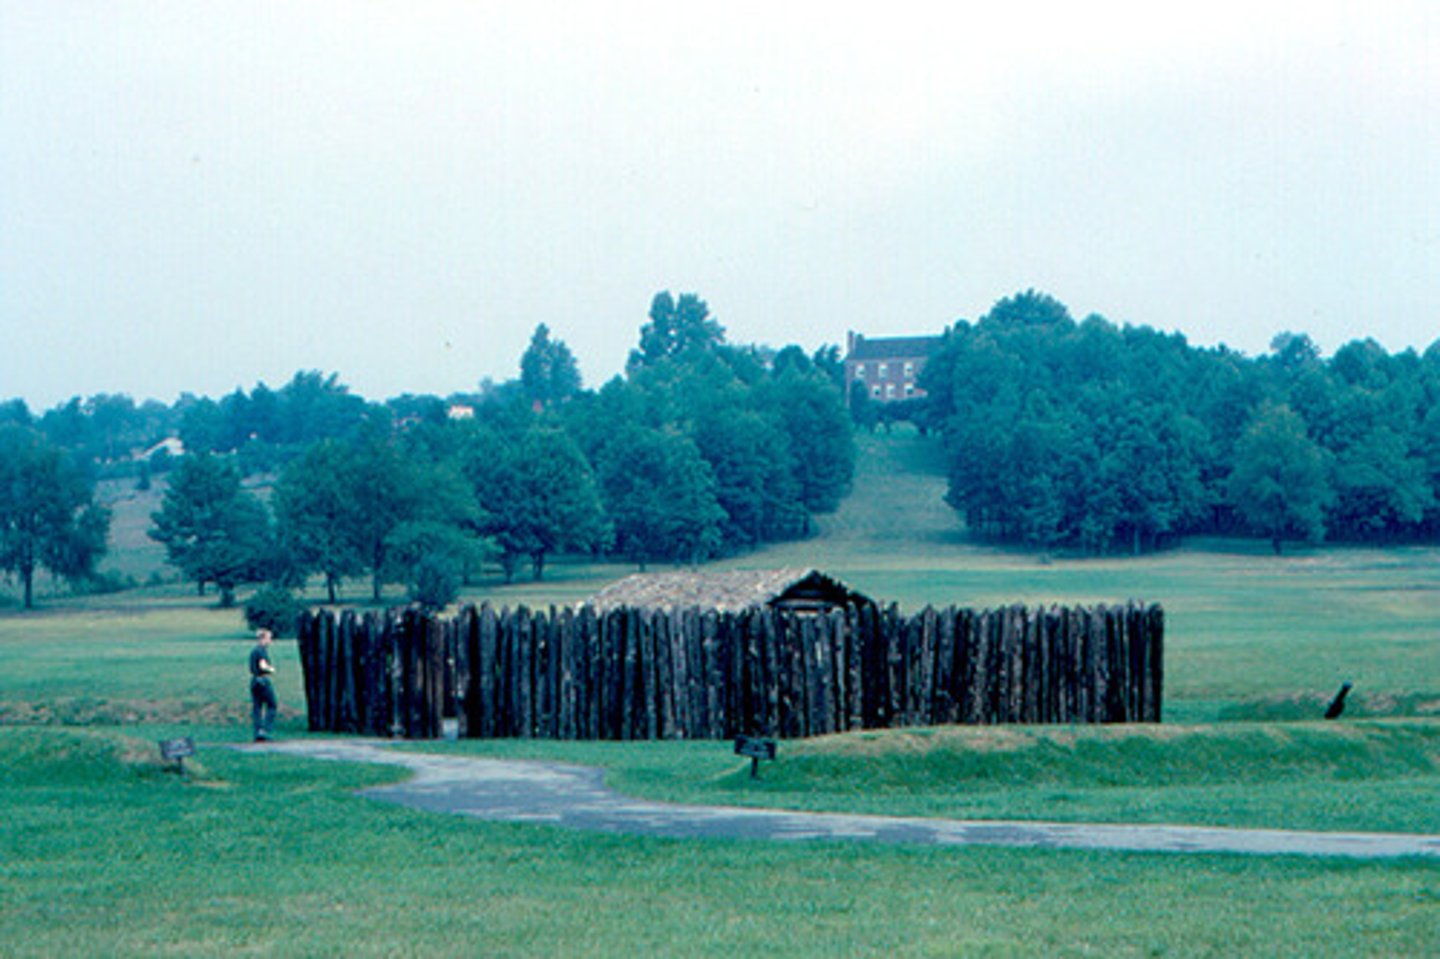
854, 364, 866, 379
877, 363, 888, 379
885, 383, 896, 398
904, 383, 915, 397
904, 361, 915, 378
872, 385, 882, 398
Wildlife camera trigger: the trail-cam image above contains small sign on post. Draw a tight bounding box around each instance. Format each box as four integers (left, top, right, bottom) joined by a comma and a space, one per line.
158, 736, 196, 776
734, 735, 777, 779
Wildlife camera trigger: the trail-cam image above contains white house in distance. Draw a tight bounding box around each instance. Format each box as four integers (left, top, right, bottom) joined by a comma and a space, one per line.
843, 331, 944, 405
139, 437, 185, 460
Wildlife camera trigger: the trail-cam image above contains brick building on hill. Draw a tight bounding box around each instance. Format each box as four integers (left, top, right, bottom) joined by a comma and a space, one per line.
843, 331, 945, 404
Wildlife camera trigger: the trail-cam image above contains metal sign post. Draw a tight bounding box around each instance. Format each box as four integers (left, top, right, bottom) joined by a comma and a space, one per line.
158, 736, 197, 776
734, 735, 777, 779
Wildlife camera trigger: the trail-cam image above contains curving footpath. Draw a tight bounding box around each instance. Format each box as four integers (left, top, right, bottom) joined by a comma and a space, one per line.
239, 739, 1440, 859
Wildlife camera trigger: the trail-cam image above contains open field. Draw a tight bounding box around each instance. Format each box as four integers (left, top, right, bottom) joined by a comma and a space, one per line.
1, 727, 1437, 958
2, 429, 1438, 954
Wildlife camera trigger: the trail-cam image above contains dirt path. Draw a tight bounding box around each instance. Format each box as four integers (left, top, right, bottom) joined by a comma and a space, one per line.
239, 738, 1440, 859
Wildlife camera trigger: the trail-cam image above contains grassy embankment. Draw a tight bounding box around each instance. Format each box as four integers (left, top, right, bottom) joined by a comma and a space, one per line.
1, 428, 1437, 955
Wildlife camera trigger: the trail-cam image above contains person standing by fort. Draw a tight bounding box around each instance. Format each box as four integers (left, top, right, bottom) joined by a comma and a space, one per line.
249, 628, 278, 741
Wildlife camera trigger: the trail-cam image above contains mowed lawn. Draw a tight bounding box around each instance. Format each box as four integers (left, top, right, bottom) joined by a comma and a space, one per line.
2, 727, 1437, 958
1, 429, 1438, 956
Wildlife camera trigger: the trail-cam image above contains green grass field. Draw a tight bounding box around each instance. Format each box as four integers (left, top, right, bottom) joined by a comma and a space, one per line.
2, 727, 1436, 958
2, 429, 1437, 955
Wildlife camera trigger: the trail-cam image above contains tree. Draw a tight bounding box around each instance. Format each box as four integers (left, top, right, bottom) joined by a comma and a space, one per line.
1228, 403, 1332, 553
0, 426, 110, 608
1329, 424, 1433, 540
848, 379, 878, 432
0, 399, 31, 428
983, 289, 1074, 330
463, 425, 610, 581
811, 344, 846, 391
276, 370, 369, 446
345, 431, 476, 601
692, 408, 805, 548
594, 425, 723, 568
177, 396, 228, 455
629, 291, 726, 369
758, 365, 855, 516
1268, 331, 1322, 377
519, 324, 582, 408
382, 521, 486, 610
273, 440, 367, 602
149, 453, 272, 606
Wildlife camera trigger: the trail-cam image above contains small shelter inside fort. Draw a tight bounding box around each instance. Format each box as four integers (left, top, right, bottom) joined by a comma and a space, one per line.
586, 567, 873, 615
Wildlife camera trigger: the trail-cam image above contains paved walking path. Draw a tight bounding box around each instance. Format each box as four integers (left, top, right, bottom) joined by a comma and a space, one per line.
239, 738, 1440, 859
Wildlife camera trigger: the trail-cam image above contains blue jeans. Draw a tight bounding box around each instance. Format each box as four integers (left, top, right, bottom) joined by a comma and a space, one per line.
251, 678, 277, 740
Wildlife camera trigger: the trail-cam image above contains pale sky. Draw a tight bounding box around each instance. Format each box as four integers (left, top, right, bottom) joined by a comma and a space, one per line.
3, 1, 1438, 410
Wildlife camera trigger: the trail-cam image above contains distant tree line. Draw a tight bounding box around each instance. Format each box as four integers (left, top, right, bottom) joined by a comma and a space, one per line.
921, 290, 1440, 554
8, 283, 1435, 609
106, 291, 854, 610
0, 371, 380, 479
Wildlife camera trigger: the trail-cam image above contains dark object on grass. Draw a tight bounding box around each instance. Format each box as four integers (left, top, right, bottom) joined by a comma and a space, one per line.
735, 735, 777, 778
158, 736, 196, 776
1324, 682, 1353, 720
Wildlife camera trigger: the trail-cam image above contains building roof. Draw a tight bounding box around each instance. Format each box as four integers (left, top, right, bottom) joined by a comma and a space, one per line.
585, 568, 872, 613
846, 334, 944, 362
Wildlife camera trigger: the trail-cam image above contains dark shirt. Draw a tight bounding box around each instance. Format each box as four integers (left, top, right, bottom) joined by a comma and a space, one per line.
249, 644, 273, 681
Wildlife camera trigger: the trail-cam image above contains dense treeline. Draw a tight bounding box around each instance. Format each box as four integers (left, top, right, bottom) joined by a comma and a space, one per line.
2, 292, 854, 608
0, 371, 388, 479
238, 292, 852, 605
921, 290, 1440, 553
7, 283, 1436, 608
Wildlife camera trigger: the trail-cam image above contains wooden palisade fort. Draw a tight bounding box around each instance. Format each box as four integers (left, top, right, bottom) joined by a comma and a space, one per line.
296, 573, 1163, 740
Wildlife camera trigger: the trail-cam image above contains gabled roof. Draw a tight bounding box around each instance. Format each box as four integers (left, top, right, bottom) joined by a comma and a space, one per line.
846, 335, 944, 361
586, 568, 872, 613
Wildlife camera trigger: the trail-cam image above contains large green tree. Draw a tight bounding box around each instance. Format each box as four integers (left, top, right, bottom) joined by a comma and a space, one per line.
692, 408, 806, 547
0, 426, 110, 608
273, 440, 367, 602
594, 425, 724, 568
463, 425, 610, 581
345, 432, 477, 601
1228, 403, 1333, 554
149, 453, 271, 606
757, 363, 856, 517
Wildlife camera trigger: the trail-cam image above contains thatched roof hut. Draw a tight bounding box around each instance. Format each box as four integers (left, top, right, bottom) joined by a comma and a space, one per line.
586, 568, 873, 615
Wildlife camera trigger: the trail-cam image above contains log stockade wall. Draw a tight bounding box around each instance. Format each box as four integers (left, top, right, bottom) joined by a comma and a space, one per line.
295, 602, 1164, 741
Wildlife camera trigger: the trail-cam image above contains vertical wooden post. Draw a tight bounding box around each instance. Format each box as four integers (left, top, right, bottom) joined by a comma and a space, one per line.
642, 608, 660, 740
704, 608, 722, 740
295, 612, 318, 732
843, 605, 863, 732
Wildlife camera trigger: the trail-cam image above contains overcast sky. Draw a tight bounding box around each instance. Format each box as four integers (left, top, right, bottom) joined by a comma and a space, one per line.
3, 1, 1437, 410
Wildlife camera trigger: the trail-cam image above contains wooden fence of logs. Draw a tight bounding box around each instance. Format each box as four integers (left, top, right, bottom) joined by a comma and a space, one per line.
295, 601, 1163, 740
